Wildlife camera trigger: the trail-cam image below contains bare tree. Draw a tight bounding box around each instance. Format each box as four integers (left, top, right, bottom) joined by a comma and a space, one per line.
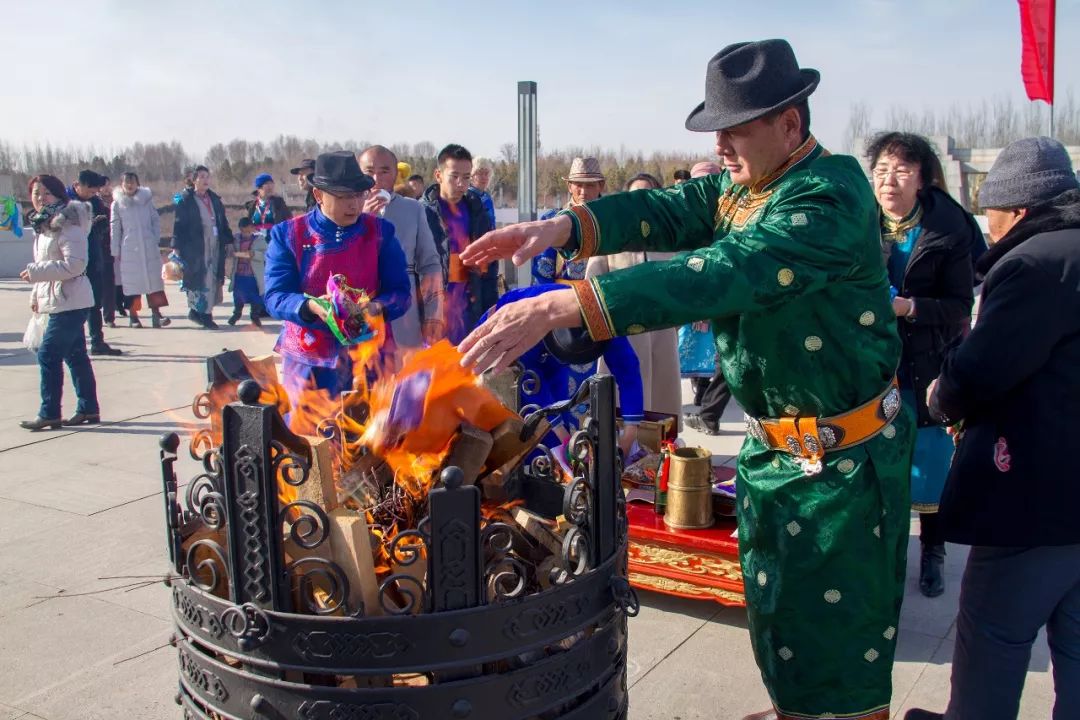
843, 102, 872, 153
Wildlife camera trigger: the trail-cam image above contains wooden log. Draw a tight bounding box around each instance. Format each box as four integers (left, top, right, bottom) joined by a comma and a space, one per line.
439, 424, 493, 486
484, 417, 528, 470
478, 365, 521, 413
510, 507, 564, 556
479, 417, 552, 502
328, 508, 382, 618
296, 435, 339, 512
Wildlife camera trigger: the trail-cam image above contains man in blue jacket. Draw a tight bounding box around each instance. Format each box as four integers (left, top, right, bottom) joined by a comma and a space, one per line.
264, 151, 411, 414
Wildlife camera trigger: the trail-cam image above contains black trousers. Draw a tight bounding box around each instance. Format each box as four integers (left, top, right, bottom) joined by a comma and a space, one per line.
84, 241, 105, 346
696, 369, 732, 431
99, 257, 116, 323
945, 544, 1080, 719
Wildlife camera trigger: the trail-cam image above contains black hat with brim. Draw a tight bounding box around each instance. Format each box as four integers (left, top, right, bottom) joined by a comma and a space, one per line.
308, 151, 375, 194
289, 159, 316, 175
542, 327, 611, 365
685, 39, 819, 132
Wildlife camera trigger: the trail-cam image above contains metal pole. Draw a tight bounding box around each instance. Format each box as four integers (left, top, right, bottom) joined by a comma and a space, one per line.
515, 81, 538, 287
1050, 102, 1055, 139
517, 81, 537, 223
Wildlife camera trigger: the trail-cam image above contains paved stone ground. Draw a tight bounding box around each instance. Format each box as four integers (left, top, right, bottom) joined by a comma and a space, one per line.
0, 280, 1055, 719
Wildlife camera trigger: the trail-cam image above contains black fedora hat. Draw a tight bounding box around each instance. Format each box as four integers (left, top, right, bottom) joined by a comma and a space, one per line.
308, 151, 375, 194
685, 39, 819, 132
289, 158, 315, 176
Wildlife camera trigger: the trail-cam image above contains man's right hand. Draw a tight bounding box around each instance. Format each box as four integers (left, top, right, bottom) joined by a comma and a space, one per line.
460, 214, 572, 268
362, 192, 390, 216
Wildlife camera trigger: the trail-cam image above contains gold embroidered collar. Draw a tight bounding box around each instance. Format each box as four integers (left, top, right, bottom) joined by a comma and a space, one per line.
752, 135, 822, 194
880, 202, 923, 244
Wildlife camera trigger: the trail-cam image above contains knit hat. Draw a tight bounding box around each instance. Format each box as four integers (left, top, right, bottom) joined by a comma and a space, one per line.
253, 173, 274, 190
978, 136, 1079, 209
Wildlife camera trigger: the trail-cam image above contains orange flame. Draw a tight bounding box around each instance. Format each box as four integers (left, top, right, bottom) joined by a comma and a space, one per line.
284, 317, 514, 508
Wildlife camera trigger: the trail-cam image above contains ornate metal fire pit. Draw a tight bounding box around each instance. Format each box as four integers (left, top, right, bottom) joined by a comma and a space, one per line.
161, 374, 635, 719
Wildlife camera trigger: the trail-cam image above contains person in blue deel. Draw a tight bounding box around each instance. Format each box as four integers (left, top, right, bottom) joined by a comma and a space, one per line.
481, 283, 643, 457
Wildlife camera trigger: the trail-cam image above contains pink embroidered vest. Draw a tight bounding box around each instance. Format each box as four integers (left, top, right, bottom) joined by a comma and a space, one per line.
275, 214, 382, 367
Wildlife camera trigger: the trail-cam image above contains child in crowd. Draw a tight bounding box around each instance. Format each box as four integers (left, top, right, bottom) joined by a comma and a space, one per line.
226, 217, 266, 327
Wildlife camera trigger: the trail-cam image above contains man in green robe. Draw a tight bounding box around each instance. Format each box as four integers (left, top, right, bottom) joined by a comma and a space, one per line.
459, 40, 914, 720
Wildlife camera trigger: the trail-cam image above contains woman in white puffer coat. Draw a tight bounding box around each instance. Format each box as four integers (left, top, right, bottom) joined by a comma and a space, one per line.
19, 174, 100, 431
111, 172, 169, 327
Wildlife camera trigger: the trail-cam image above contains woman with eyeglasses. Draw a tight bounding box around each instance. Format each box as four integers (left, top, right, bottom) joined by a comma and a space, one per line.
866, 132, 986, 598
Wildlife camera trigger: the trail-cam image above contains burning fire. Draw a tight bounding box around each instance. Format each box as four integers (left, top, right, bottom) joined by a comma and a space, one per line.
282, 314, 513, 509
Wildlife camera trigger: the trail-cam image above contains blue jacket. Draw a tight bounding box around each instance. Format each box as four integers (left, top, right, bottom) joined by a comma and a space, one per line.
264, 207, 411, 364
482, 285, 644, 432
471, 187, 496, 228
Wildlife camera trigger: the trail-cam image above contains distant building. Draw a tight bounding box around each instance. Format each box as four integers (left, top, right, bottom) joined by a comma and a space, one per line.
854, 136, 1080, 214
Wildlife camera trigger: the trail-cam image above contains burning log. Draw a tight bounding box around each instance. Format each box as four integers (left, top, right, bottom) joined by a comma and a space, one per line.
339, 452, 393, 509
479, 416, 552, 503
437, 423, 493, 486
478, 364, 522, 413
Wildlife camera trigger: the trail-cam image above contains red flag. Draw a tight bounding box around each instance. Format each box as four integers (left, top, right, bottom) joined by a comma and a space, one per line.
1018, 0, 1056, 103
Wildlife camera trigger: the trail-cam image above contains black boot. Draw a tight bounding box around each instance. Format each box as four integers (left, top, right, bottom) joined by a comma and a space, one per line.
919, 543, 946, 598
227, 308, 242, 326
250, 304, 263, 327
200, 313, 219, 330
904, 710, 944, 720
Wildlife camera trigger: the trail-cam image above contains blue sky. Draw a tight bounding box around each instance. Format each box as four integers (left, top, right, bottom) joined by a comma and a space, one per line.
6, 0, 1079, 159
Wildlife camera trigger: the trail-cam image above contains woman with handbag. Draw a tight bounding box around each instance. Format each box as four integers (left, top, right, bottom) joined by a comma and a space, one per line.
111, 172, 170, 328
19, 174, 101, 430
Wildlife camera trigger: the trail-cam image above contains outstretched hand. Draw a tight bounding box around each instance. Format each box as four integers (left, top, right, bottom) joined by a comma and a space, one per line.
459, 214, 573, 268
458, 286, 583, 374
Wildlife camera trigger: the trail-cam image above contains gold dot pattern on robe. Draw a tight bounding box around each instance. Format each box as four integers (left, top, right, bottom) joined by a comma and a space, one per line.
873, 525, 882, 538
757, 570, 768, 587
882, 424, 896, 439
883, 626, 896, 640
784, 404, 800, 416
824, 589, 842, 604
686, 256, 705, 272
837, 458, 855, 474
778, 646, 794, 661
771, 457, 781, 469
864, 648, 880, 663
859, 311, 876, 326
786, 521, 802, 536
626, 324, 645, 335
777, 268, 795, 286
743, 496, 750, 510
641, 220, 651, 237
804, 336, 823, 352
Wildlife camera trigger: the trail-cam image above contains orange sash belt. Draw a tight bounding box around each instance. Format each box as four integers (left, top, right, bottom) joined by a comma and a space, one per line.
747, 378, 901, 464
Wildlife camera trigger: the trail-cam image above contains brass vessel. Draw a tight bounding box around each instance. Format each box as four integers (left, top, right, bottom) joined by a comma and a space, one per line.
664, 447, 714, 530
